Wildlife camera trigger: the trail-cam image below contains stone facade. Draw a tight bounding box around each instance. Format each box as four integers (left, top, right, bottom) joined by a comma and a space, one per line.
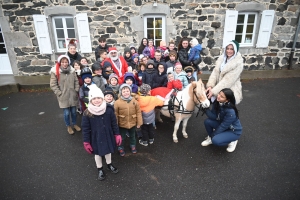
0, 0, 300, 75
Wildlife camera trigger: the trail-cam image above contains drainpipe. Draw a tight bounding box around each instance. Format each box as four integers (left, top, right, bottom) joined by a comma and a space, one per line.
289, 12, 300, 69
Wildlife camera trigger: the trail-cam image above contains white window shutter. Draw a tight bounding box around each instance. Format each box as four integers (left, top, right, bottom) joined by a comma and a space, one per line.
256, 10, 275, 48
76, 13, 92, 53
223, 10, 238, 48
33, 15, 52, 54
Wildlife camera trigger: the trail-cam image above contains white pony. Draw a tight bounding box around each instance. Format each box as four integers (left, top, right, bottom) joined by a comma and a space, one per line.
160, 79, 210, 143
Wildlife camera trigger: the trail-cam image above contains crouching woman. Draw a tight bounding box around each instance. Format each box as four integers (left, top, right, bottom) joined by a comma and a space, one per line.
81, 85, 122, 181
201, 88, 242, 152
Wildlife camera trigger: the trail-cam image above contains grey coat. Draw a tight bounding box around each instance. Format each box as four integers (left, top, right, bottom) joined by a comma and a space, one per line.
50, 66, 80, 108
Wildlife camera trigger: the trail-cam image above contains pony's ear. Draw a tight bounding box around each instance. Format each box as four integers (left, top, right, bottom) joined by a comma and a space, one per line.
191, 81, 197, 88
197, 78, 203, 83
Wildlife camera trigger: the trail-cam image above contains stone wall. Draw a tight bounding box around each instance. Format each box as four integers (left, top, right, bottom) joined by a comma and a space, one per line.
1, 0, 300, 75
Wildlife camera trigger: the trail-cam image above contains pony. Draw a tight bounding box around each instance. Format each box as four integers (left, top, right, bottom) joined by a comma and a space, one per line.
160, 79, 210, 143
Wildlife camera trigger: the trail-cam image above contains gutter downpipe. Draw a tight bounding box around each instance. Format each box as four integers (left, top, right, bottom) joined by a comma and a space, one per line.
289, 11, 300, 69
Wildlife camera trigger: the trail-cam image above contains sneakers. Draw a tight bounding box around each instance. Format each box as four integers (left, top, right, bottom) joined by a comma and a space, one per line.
118, 147, 125, 156
67, 126, 74, 134
107, 164, 119, 174
97, 168, 106, 181
201, 136, 212, 146
149, 138, 154, 144
227, 140, 238, 152
73, 125, 81, 132
139, 139, 148, 146
131, 145, 137, 153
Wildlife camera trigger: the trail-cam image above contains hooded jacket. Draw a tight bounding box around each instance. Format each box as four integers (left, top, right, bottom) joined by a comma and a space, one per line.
124, 72, 138, 93
188, 44, 202, 62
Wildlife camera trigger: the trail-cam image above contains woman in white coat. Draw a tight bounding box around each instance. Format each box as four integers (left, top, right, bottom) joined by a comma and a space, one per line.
206, 40, 243, 104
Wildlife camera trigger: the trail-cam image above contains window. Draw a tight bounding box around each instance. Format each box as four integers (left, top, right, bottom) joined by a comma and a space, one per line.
52, 16, 76, 52
144, 15, 166, 47
235, 13, 257, 47
0, 27, 7, 54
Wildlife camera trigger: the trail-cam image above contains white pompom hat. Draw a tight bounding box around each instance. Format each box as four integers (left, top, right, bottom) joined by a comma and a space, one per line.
88, 84, 104, 102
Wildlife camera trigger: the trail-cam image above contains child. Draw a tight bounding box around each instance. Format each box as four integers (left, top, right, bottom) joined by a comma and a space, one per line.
73, 60, 85, 114
123, 47, 132, 65
102, 61, 114, 80
80, 57, 89, 68
50, 55, 81, 134
184, 66, 196, 83
130, 53, 140, 71
201, 88, 242, 153
142, 39, 156, 59
114, 84, 143, 156
104, 86, 116, 105
95, 37, 109, 60
91, 62, 106, 92
188, 38, 202, 64
142, 60, 156, 89
173, 62, 189, 89
97, 49, 107, 62
130, 45, 137, 55
157, 41, 168, 60
79, 67, 94, 111
137, 84, 164, 146
108, 73, 120, 100
124, 72, 139, 94
166, 50, 178, 74
138, 63, 146, 81
81, 84, 121, 180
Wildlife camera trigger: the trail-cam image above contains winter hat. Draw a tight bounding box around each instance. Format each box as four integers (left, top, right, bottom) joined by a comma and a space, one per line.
231, 40, 239, 52
89, 84, 104, 102
67, 38, 77, 48
174, 62, 182, 69
139, 54, 145, 60
132, 53, 139, 61
119, 83, 132, 94
190, 38, 199, 46
81, 67, 93, 81
103, 61, 112, 69
184, 66, 194, 73
57, 55, 71, 64
108, 73, 119, 83
147, 60, 155, 68
130, 45, 136, 51
140, 83, 151, 96
169, 50, 177, 58
103, 86, 115, 98
91, 62, 102, 73
124, 73, 135, 84
124, 47, 131, 55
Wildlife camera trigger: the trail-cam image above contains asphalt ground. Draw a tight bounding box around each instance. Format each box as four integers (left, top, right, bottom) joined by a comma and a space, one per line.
0, 78, 300, 200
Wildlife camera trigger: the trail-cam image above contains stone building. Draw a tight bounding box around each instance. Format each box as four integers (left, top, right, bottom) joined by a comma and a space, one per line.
0, 0, 299, 75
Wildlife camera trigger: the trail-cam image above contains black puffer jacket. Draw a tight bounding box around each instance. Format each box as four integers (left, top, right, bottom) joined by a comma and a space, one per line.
178, 47, 201, 71
142, 68, 156, 89
152, 71, 167, 89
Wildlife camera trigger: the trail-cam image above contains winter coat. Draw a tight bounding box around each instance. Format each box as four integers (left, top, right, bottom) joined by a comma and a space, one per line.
188, 44, 202, 62
67, 52, 82, 66
129, 61, 139, 71
95, 44, 109, 61
153, 58, 166, 70
166, 60, 177, 74
187, 76, 196, 84
82, 104, 120, 156
137, 96, 164, 124
178, 47, 201, 71
102, 56, 128, 85
50, 66, 79, 108
174, 71, 189, 89
205, 102, 242, 136
142, 46, 156, 59
79, 83, 94, 105
114, 97, 143, 129
142, 68, 156, 89
92, 75, 106, 93
206, 52, 243, 104
152, 71, 167, 89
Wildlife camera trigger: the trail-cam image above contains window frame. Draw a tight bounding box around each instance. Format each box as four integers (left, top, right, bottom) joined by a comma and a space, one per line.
143, 15, 166, 47
52, 16, 76, 53
235, 12, 258, 47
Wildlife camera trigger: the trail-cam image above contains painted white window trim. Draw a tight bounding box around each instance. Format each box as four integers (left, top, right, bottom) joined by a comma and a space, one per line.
256, 10, 275, 48
33, 15, 52, 54
52, 16, 75, 53
223, 10, 238, 48
143, 15, 166, 46
236, 12, 258, 47
75, 13, 92, 53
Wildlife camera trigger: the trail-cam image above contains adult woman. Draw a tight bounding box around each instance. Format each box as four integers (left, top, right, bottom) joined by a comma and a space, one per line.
138, 38, 148, 55
206, 40, 243, 104
142, 39, 156, 59
50, 55, 81, 134
201, 88, 242, 152
177, 37, 201, 81
67, 39, 82, 66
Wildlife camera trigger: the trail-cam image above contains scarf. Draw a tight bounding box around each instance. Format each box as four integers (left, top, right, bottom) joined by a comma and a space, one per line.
109, 84, 119, 93
88, 101, 107, 116
146, 68, 156, 74
67, 51, 79, 60
60, 65, 71, 74
120, 94, 132, 102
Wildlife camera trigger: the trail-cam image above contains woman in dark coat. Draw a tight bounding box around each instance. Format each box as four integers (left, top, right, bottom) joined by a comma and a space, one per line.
152, 63, 167, 89
82, 84, 122, 181
142, 59, 156, 89
177, 37, 201, 81
66, 39, 82, 66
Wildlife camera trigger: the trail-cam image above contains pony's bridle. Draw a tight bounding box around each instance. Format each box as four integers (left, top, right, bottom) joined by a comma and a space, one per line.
193, 87, 207, 117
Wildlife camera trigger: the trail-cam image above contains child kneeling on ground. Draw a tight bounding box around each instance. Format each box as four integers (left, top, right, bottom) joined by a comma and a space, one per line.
114, 84, 142, 156
81, 85, 122, 181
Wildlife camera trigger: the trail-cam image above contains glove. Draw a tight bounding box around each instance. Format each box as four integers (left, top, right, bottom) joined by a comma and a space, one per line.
115, 135, 122, 146
83, 142, 93, 154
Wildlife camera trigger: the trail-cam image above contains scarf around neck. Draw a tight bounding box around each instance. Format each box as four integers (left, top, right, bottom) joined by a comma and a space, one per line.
88, 101, 107, 116
67, 51, 78, 60
60, 65, 71, 74
120, 94, 132, 102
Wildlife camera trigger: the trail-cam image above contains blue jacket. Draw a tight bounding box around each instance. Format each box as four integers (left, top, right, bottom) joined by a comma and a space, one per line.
205, 103, 242, 136
82, 104, 120, 156
174, 71, 189, 89
188, 44, 202, 62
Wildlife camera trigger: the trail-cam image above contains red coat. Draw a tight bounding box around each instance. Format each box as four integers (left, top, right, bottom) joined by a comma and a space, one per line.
151, 80, 182, 98
102, 56, 128, 84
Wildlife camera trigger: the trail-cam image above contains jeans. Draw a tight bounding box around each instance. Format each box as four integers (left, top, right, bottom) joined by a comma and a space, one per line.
193, 71, 198, 81
204, 118, 240, 146
119, 127, 136, 147
63, 106, 77, 126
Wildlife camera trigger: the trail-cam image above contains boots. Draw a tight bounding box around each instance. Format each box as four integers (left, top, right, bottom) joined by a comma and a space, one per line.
73, 125, 81, 132
67, 126, 74, 134
97, 167, 106, 181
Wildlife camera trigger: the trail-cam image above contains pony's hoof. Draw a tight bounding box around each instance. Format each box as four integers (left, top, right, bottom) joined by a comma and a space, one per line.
183, 135, 188, 138
173, 139, 178, 143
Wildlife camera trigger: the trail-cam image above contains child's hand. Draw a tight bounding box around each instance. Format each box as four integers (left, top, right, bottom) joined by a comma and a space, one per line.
83, 142, 93, 154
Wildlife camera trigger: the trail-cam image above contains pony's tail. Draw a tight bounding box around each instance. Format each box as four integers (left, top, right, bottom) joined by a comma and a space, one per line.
56, 62, 60, 82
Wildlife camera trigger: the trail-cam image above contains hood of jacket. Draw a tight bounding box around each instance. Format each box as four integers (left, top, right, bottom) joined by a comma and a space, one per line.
124, 72, 136, 85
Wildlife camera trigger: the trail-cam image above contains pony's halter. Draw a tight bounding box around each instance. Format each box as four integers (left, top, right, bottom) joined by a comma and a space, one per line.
193, 87, 207, 117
